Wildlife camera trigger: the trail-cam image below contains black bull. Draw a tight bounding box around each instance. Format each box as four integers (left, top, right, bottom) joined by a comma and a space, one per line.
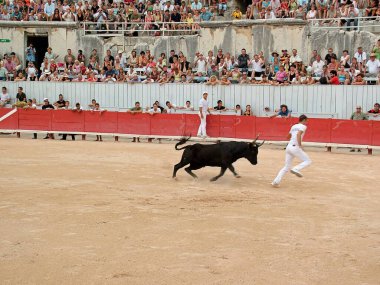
173, 137, 264, 181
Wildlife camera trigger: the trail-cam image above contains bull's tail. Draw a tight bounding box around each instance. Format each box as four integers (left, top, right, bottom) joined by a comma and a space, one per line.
175, 136, 191, 150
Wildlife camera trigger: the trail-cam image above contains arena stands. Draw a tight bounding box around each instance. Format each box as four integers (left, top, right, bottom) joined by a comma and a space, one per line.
0, 40, 379, 85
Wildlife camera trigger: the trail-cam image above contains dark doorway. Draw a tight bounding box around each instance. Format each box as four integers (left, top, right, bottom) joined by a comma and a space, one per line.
26, 35, 48, 72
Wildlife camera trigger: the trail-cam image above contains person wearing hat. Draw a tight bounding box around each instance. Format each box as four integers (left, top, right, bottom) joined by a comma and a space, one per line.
197, 91, 212, 138
364, 53, 380, 84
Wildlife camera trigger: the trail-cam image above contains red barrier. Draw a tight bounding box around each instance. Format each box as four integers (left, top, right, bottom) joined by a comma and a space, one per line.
207, 115, 221, 137
255, 117, 294, 141
330, 119, 373, 145
0, 109, 18, 130
219, 115, 236, 138
235, 116, 256, 139
84, 111, 118, 133
184, 114, 200, 137
150, 114, 185, 136
1, 109, 380, 147
51, 110, 85, 132
371, 121, 380, 146
117, 112, 150, 135
18, 109, 51, 131
303, 118, 331, 143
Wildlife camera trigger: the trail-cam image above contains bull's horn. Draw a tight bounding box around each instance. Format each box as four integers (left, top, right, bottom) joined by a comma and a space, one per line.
257, 140, 265, 147
253, 134, 260, 144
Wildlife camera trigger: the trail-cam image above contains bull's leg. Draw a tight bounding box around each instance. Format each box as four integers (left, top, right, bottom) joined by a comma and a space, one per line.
185, 166, 198, 179
173, 160, 190, 178
210, 166, 227, 182
228, 165, 241, 178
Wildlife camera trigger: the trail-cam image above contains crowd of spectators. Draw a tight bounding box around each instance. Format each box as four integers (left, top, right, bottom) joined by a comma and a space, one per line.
1, 39, 379, 85
242, 0, 380, 23
0, 0, 378, 28
0, 0, 220, 32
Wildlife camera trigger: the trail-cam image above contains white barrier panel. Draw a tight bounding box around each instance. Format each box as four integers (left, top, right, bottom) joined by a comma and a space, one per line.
2, 82, 380, 119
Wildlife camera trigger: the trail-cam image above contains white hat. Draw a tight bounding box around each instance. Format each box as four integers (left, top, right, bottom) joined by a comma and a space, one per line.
43, 98, 48, 101
118, 50, 123, 54
202, 91, 208, 95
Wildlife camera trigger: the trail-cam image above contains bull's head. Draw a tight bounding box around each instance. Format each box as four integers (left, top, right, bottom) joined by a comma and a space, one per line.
246, 135, 265, 165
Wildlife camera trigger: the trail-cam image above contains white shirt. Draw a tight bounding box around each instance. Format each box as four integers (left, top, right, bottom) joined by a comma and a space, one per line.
312, 60, 324, 75
149, 108, 161, 113
252, 60, 264, 72
196, 59, 207, 73
366, 59, 380, 74
1, 92, 9, 102
290, 54, 302, 64
354, 51, 367, 63
288, 123, 307, 147
166, 104, 176, 113
199, 97, 209, 113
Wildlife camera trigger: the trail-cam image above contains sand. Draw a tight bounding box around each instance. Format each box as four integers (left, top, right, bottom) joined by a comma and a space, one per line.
0, 136, 379, 285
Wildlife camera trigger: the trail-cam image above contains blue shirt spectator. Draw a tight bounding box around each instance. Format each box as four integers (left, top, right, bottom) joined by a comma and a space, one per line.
200, 9, 213, 21
191, 0, 202, 11
44, 0, 55, 17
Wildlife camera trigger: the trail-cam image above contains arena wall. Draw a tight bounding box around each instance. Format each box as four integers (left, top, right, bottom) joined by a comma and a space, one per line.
3, 82, 380, 119
0, 21, 378, 67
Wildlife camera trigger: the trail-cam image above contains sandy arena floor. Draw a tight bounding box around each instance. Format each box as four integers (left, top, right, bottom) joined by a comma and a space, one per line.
0, 136, 379, 285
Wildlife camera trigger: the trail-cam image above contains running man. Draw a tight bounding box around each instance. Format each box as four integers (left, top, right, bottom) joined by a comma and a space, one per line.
272, 114, 312, 187
197, 91, 212, 138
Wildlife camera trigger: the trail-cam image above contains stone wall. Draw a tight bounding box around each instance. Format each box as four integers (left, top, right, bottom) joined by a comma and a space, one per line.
0, 21, 378, 66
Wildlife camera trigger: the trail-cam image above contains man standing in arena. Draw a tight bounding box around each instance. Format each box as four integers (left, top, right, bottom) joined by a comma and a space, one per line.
197, 91, 211, 138
271, 115, 312, 188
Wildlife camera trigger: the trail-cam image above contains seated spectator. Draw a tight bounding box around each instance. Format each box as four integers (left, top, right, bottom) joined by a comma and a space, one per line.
306, 4, 317, 19
274, 65, 288, 84
0, 86, 10, 108
231, 65, 242, 81
352, 73, 366, 85
165, 101, 177, 113
214, 100, 226, 111
270, 104, 291, 118
365, 53, 380, 79
220, 75, 231, 85
54, 94, 66, 108
368, 103, 380, 116
206, 75, 219, 85
312, 55, 324, 77
200, 7, 214, 21
303, 75, 316, 85
337, 65, 350, 85
14, 72, 26, 82
328, 70, 340, 85
264, 8, 276, 19
235, 104, 243, 115
179, 100, 194, 110
13, 87, 27, 108
88, 99, 97, 110
239, 72, 250, 84
191, 0, 203, 12
231, 7, 242, 19
244, 104, 253, 116
218, 0, 228, 16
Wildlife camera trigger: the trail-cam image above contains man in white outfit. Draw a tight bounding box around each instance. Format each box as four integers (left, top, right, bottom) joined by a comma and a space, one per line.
272, 114, 312, 187
197, 91, 211, 138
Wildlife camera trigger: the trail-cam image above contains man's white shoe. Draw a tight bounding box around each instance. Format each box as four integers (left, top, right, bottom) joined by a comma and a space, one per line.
271, 182, 280, 188
290, 169, 303, 177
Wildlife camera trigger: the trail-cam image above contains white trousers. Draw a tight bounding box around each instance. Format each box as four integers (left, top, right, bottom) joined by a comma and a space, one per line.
197, 112, 207, 136
273, 145, 312, 184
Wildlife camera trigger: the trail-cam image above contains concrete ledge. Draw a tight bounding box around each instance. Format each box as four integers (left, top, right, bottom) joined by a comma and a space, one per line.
0, 21, 78, 28
200, 19, 307, 28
